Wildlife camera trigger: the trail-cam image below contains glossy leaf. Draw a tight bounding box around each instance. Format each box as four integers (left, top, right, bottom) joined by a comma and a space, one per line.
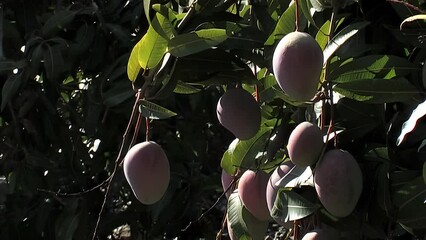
329, 55, 416, 83
275, 165, 314, 188
173, 82, 202, 94
139, 99, 177, 119
265, 3, 297, 45
400, 14, 426, 30
397, 99, 426, 146
227, 191, 249, 239
168, 29, 228, 57
271, 189, 319, 222
299, 0, 317, 28
323, 21, 370, 65
334, 77, 420, 103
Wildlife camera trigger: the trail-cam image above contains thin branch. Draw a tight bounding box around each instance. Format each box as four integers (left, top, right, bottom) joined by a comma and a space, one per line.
386, 0, 425, 14
91, 90, 142, 240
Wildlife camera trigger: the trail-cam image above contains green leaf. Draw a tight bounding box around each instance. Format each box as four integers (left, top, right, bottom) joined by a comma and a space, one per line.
221, 139, 239, 175
376, 163, 393, 216
271, 189, 319, 222
329, 55, 416, 83
227, 191, 269, 240
265, 3, 297, 45
391, 176, 426, 230
334, 78, 420, 103
138, 14, 169, 70
103, 82, 134, 107
42, 10, 77, 36
310, 0, 327, 11
323, 21, 369, 64
275, 166, 314, 188
139, 99, 177, 119
127, 40, 142, 81
299, 0, 317, 28
1, 73, 22, 111
229, 127, 273, 170
173, 82, 202, 94
227, 191, 249, 239
44, 44, 65, 81
168, 29, 228, 57
397, 99, 426, 146
423, 162, 426, 184
55, 199, 80, 240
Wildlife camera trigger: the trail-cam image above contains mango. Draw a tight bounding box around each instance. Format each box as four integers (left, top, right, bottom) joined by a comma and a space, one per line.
216, 87, 261, 140
272, 32, 323, 101
314, 149, 363, 217
288, 122, 323, 167
301, 228, 339, 240
123, 141, 170, 205
238, 170, 271, 221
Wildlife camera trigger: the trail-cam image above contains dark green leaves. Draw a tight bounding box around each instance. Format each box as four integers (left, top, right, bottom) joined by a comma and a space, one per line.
1, 73, 22, 111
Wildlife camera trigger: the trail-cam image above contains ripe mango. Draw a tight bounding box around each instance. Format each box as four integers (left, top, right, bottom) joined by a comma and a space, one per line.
216, 87, 261, 140
272, 32, 323, 101
314, 149, 363, 217
288, 122, 323, 167
123, 141, 170, 205
301, 228, 339, 240
238, 170, 271, 221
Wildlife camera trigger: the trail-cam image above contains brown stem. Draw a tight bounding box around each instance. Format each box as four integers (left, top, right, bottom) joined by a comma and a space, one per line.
386, 0, 425, 13
295, 0, 300, 31
91, 90, 142, 240
145, 117, 150, 142
323, 10, 338, 147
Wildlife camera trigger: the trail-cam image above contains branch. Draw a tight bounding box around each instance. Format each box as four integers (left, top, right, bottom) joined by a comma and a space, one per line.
386, 0, 425, 14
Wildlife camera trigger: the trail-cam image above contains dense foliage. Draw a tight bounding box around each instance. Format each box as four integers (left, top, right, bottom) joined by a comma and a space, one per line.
0, 0, 425, 239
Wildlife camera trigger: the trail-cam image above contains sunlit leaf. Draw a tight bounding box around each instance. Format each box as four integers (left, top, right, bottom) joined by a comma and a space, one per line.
173, 82, 202, 94
275, 166, 314, 188
139, 99, 177, 119
334, 77, 420, 103
227, 191, 249, 239
329, 55, 416, 83
397, 99, 426, 146
271, 189, 319, 222
323, 21, 369, 64
400, 14, 426, 30
138, 14, 169, 70
168, 29, 228, 57
265, 3, 297, 45
127, 40, 142, 81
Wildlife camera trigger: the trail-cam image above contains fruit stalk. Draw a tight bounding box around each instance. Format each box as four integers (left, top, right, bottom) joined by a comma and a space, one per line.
92, 90, 143, 240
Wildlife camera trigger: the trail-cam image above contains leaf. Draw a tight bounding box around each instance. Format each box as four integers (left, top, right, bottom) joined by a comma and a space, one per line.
397, 99, 426, 146
329, 55, 416, 83
127, 40, 142, 81
334, 77, 420, 103
323, 21, 369, 65
265, 3, 297, 45
173, 82, 202, 94
310, 0, 327, 12
1, 73, 22, 111
44, 44, 65, 81
227, 191, 269, 240
227, 191, 249, 239
299, 0, 317, 28
0, 60, 26, 73
139, 99, 177, 119
168, 29, 228, 57
103, 82, 134, 107
391, 176, 426, 230
230, 127, 273, 170
400, 14, 426, 30
105, 23, 131, 45
221, 139, 239, 175
275, 166, 314, 188
271, 189, 319, 222
423, 162, 426, 184
42, 10, 77, 36
376, 163, 393, 216
55, 199, 80, 240
138, 14, 169, 70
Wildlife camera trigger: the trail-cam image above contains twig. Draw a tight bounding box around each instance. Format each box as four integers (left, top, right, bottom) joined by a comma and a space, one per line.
386, 0, 425, 14
295, 0, 300, 31
91, 90, 143, 240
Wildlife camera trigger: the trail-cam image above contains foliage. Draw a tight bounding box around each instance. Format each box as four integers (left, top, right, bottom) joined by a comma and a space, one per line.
1, 0, 426, 239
